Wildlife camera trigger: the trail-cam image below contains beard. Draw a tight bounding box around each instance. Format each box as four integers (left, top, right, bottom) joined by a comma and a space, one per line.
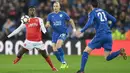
29, 14, 35, 17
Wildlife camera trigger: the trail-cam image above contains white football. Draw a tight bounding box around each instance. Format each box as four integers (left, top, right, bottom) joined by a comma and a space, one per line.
21, 15, 29, 23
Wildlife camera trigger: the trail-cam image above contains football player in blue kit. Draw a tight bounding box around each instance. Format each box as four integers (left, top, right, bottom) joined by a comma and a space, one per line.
46, 2, 76, 69
76, 0, 127, 73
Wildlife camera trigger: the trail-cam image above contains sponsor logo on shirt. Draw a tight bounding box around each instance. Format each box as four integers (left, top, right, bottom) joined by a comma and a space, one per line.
53, 21, 62, 26
28, 23, 38, 27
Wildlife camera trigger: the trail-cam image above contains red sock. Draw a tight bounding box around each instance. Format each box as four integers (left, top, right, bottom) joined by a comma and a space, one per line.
45, 56, 54, 68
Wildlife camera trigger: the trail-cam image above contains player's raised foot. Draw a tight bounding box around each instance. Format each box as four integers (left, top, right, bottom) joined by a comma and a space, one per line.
13, 57, 21, 64
60, 63, 69, 69
76, 70, 84, 73
120, 48, 127, 60
52, 67, 58, 71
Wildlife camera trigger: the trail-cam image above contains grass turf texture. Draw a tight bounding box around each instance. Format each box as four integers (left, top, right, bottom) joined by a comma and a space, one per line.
0, 55, 129, 73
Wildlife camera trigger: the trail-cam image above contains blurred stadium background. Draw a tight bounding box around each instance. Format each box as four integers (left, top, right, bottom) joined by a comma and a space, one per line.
0, 0, 130, 73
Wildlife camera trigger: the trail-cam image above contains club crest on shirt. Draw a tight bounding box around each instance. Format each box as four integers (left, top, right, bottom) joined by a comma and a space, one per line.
59, 14, 63, 17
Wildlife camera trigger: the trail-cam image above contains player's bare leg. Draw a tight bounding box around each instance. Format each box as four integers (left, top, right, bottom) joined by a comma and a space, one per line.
76, 46, 92, 73
56, 39, 68, 69
14, 46, 28, 64
38, 49, 58, 71
53, 43, 62, 62
104, 51, 110, 60
53, 43, 68, 69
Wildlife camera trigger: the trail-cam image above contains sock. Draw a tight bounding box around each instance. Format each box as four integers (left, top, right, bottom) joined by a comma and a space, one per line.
54, 51, 62, 62
58, 48, 66, 64
45, 56, 54, 68
80, 52, 89, 72
106, 50, 120, 61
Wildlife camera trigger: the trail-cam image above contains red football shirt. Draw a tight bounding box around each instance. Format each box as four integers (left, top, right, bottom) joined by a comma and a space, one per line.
25, 18, 42, 41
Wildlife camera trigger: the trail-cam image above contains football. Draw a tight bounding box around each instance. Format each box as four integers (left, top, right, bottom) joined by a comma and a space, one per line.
21, 15, 30, 23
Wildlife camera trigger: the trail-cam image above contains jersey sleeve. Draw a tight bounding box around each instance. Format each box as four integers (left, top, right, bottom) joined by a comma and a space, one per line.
80, 12, 94, 33
105, 11, 116, 28
39, 18, 47, 34
7, 23, 25, 38
63, 12, 70, 21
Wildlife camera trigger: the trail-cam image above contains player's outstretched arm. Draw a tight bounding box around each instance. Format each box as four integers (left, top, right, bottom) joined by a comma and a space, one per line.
106, 12, 116, 23
69, 19, 76, 32
80, 13, 94, 33
7, 23, 25, 38
76, 13, 94, 38
63, 11, 76, 32
105, 11, 116, 28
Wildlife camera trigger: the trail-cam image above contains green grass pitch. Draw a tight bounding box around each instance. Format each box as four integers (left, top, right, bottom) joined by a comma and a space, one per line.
0, 55, 129, 73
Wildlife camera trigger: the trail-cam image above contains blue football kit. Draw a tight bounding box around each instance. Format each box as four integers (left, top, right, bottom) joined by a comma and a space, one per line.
81, 8, 116, 51
47, 11, 70, 43
47, 11, 71, 66
78, 8, 124, 72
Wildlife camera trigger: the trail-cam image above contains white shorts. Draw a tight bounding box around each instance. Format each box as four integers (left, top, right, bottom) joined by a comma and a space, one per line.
22, 39, 46, 50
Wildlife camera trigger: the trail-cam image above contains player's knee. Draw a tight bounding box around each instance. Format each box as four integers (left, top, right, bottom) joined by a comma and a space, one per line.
83, 51, 90, 54
84, 46, 92, 54
52, 46, 57, 51
56, 45, 62, 49
56, 40, 63, 48
39, 50, 48, 58
17, 47, 28, 58
52, 44, 57, 51
56, 43, 62, 49
53, 49, 57, 51
53, 45, 59, 51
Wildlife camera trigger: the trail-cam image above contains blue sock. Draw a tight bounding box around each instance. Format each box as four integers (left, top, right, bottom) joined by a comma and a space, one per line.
54, 51, 61, 62
58, 48, 66, 63
106, 50, 120, 61
80, 52, 89, 72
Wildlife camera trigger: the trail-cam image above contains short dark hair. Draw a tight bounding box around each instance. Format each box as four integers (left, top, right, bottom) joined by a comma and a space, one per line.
29, 6, 36, 9
88, 0, 99, 8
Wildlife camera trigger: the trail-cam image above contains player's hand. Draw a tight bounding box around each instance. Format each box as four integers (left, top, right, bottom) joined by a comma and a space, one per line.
75, 31, 82, 38
45, 24, 50, 28
1, 36, 8, 43
73, 29, 76, 32
72, 28, 76, 34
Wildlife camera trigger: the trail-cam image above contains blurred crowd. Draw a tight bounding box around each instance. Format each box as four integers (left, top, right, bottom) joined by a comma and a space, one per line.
0, 0, 130, 41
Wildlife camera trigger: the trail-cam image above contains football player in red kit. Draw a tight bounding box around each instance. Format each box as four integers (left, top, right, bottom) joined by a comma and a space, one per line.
7, 6, 58, 71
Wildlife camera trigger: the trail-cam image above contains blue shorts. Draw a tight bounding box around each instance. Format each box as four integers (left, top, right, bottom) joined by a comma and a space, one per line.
52, 32, 67, 43
88, 33, 112, 51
